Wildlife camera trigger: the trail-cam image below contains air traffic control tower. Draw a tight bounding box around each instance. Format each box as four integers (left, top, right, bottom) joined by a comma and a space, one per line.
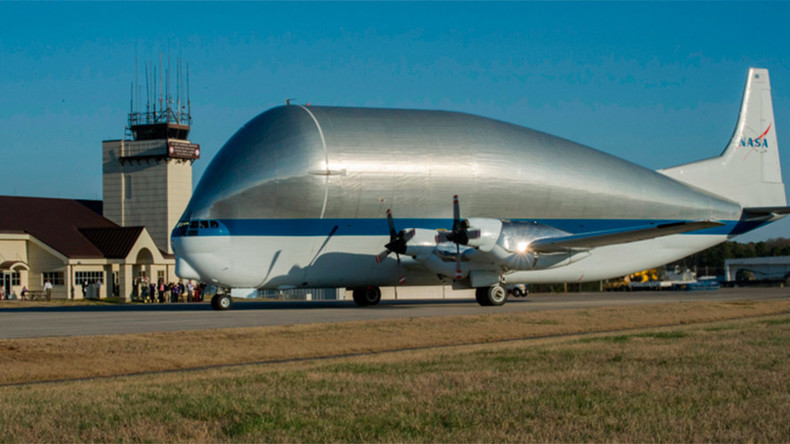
102, 59, 199, 254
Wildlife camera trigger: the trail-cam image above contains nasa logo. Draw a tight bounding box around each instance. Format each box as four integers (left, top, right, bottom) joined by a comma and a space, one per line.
740, 123, 772, 149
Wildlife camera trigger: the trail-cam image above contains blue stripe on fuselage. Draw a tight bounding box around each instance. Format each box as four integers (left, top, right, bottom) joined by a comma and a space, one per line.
172, 217, 768, 238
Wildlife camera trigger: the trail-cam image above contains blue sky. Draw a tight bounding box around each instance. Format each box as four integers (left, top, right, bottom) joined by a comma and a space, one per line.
1, 1, 789, 242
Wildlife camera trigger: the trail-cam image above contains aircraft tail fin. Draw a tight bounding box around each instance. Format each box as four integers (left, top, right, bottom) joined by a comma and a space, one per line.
659, 68, 786, 208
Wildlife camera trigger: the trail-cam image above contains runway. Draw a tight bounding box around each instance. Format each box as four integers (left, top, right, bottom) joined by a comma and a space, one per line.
0, 287, 787, 339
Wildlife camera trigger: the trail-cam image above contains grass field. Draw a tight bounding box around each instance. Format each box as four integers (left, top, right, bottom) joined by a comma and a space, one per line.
1, 300, 789, 442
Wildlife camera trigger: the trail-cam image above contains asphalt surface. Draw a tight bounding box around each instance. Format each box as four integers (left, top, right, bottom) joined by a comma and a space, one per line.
0, 287, 788, 339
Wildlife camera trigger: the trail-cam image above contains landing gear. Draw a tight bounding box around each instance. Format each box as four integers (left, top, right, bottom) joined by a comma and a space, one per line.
475, 284, 508, 306
352, 286, 382, 306
211, 293, 232, 311
509, 284, 529, 298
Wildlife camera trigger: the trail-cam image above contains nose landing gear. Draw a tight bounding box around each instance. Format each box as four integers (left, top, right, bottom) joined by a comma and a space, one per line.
211, 293, 232, 311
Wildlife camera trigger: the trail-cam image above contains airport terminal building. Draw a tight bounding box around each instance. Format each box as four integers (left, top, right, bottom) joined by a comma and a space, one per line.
0, 196, 175, 300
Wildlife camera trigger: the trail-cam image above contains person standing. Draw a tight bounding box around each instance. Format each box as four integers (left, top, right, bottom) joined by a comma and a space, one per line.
44, 279, 53, 301
171, 282, 180, 303
158, 279, 165, 304
187, 280, 195, 302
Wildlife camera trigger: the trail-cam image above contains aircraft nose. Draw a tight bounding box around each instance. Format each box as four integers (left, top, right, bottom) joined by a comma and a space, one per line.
171, 218, 232, 282
175, 256, 201, 281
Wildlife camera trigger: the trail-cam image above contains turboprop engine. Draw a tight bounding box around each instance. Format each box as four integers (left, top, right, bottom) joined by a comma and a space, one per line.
459, 218, 590, 271
377, 196, 592, 286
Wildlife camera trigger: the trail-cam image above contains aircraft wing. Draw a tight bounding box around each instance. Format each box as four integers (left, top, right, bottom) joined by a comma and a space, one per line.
529, 220, 724, 253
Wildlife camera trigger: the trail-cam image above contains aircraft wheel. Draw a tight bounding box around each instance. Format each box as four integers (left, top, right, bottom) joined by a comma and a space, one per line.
511, 287, 523, 298
352, 286, 381, 306
476, 285, 508, 307
211, 294, 232, 311
475, 287, 490, 306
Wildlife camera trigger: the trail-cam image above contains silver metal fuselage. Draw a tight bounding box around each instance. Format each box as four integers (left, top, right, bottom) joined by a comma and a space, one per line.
172, 105, 747, 289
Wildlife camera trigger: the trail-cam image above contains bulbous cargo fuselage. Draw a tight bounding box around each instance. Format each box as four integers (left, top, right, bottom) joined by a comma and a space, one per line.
172, 105, 741, 289
183, 105, 738, 222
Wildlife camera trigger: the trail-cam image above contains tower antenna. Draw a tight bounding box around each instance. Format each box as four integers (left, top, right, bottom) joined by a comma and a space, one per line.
159, 51, 163, 118
187, 59, 191, 123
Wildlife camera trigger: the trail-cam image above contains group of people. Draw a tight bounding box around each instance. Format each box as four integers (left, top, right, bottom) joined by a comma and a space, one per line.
133, 278, 206, 304
2, 277, 208, 303
1, 281, 51, 301
81, 280, 102, 300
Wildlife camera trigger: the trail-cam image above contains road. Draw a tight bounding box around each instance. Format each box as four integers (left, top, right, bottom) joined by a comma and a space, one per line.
0, 287, 787, 339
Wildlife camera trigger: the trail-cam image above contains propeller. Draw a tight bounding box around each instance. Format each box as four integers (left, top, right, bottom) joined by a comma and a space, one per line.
436, 195, 479, 280
438, 195, 481, 245
375, 209, 414, 284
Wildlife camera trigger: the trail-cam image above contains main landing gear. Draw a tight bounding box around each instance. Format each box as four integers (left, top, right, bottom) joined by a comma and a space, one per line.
348, 284, 519, 308
475, 284, 509, 306
352, 286, 382, 306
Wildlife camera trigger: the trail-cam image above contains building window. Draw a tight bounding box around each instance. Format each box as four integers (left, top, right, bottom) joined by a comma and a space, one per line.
125, 175, 133, 199
137, 270, 147, 280
75, 271, 104, 285
7, 272, 20, 286
42, 272, 64, 286
157, 270, 165, 282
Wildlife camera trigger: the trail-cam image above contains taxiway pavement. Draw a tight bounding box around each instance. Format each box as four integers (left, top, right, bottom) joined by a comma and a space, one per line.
0, 287, 787, 339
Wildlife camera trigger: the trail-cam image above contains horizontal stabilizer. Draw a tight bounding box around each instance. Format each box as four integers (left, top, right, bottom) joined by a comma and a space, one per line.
742, 206, 790, 215
530, 221, 725, 253
741, 206, 790, 221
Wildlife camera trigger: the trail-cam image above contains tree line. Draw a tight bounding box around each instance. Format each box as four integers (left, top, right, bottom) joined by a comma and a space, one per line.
669, 237, 790, 277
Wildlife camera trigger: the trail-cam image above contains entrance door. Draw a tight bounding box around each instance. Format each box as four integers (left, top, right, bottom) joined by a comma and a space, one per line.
2, 273, 11, 298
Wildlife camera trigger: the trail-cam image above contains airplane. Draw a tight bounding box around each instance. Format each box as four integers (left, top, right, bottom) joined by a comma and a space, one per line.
172, 68, 788, 310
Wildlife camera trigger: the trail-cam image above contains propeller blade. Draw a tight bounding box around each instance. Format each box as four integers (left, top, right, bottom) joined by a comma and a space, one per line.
452, 195, 460, 231
399, 274, 406, 285
375, 250, 390, 264
386, 209, 397, 238
403, 228, 416, 243
455, 244, 463, 279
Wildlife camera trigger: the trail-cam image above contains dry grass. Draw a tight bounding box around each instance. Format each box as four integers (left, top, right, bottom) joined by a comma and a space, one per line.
0, 298, 121, 308
2, 299, 790, 386
0, 311, 789, 442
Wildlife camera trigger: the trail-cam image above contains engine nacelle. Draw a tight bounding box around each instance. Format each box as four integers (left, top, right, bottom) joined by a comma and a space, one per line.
403, 228, 442, 258
464, 219, 590, 271
464, 218, 503, 252
496, 220, 571, 254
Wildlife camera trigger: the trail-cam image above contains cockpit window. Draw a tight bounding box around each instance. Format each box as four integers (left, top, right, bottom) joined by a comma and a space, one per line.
178, 219, 223, 236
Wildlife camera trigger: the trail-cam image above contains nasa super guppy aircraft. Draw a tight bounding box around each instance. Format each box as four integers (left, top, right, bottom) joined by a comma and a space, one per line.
172, 68, 788, 310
